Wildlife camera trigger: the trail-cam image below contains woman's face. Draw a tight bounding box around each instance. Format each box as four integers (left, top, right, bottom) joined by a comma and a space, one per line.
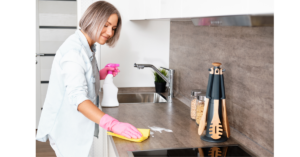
98, 14, 118, 45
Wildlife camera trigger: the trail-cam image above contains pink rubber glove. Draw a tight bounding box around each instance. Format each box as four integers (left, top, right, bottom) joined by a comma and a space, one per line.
99, 114, 142, 139
99, 67, 120, 80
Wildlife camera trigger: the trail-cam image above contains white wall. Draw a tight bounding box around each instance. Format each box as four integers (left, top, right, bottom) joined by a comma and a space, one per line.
78, 0, 170, 87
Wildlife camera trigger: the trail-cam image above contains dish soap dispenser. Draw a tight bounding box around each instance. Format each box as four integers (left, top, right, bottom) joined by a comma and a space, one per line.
101, 63, 120, 107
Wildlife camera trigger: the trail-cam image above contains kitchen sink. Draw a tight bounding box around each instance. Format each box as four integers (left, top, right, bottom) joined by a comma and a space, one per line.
117, 93, 167, 103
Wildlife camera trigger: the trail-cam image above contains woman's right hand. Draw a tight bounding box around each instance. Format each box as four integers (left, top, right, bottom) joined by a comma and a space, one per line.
99, 66, 120, 80
99, 114, 142, 139
110, 122, 142, 139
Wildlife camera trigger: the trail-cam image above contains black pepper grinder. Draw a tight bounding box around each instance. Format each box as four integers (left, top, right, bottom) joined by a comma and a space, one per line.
198, 62, 229, 143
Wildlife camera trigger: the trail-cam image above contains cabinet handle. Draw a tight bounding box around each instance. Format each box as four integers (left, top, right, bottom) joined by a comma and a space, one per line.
36, 54, 45, 57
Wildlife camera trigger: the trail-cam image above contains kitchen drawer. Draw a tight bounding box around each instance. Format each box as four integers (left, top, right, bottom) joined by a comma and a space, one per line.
41, 83, 48, 108
39, 29, 75, 54
40, 56, 54, 81
39, 1, 77, 26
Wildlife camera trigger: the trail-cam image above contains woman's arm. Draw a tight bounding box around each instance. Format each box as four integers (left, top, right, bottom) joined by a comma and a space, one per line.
77, 100, 105, 124
78, 101, 142, 139
60, 51, 141, 138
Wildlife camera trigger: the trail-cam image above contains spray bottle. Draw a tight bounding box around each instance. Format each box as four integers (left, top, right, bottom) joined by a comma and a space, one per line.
101, 63, 120, 107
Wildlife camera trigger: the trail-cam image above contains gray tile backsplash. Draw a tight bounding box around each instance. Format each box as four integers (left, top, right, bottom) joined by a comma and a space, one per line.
170, 21, 274, 154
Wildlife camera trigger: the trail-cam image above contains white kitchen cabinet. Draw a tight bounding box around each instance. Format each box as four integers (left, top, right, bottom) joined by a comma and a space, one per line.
182, 0, 249, 17
36, 0, 41, 129
37, 0, 77, 129
130, 0, 273, 20
39, 29, 75, 54
128, 0, 145, 20
40, 56, 54, 81
144, 0, 161, 19
129, 0, 160, 20
108, 136, 118, 157
248, 0, 275, 14
39, 1, 77, 26
129, 0, 161, 20
160, 0, 181, 18
41, 84, 48, 109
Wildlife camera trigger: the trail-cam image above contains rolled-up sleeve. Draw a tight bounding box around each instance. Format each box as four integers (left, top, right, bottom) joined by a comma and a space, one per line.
60, 51, 89, 111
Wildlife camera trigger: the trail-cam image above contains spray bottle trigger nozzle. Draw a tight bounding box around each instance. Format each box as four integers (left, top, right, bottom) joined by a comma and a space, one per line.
105, 63, 120, 74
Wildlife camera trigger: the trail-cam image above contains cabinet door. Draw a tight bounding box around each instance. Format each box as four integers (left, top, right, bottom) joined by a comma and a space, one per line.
36, 0, 77, 129
39, 1, 77, 26
249, 0, 275, 14
202, 0, 249, 16
129, 0, 145, 20
130, 0, 273, 20
108, 136, 117, 157
144, 0, 161, 19
39, 29, 75, 54
181, 0, 245, 17
35, 0, 41, 129
181, 0, 209, 18
40, 56, 54, 81
41, 84, 48, 109
181, 0, 273, 18
160, 0, 181, 18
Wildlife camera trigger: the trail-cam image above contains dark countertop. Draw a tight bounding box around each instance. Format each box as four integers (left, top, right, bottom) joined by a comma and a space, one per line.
102, 92, 243, 157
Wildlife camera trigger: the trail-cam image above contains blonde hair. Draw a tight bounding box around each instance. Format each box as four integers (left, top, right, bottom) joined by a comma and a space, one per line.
79, 1, 122, 47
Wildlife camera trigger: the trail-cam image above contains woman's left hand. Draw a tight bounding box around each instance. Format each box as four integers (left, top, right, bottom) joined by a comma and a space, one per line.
99, 67, 120, 80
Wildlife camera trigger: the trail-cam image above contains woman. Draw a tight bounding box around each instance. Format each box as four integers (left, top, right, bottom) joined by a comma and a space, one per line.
36, 1, 142, 157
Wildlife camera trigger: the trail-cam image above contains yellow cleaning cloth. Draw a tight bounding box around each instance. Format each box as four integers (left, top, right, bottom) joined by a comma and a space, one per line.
107, 128, 150, 142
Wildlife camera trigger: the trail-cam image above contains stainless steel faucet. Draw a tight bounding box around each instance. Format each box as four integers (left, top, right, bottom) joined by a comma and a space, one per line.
134, 63, 175, 103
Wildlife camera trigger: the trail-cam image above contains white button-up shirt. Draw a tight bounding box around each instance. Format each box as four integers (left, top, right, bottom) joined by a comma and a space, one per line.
36, 30, 99, 157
